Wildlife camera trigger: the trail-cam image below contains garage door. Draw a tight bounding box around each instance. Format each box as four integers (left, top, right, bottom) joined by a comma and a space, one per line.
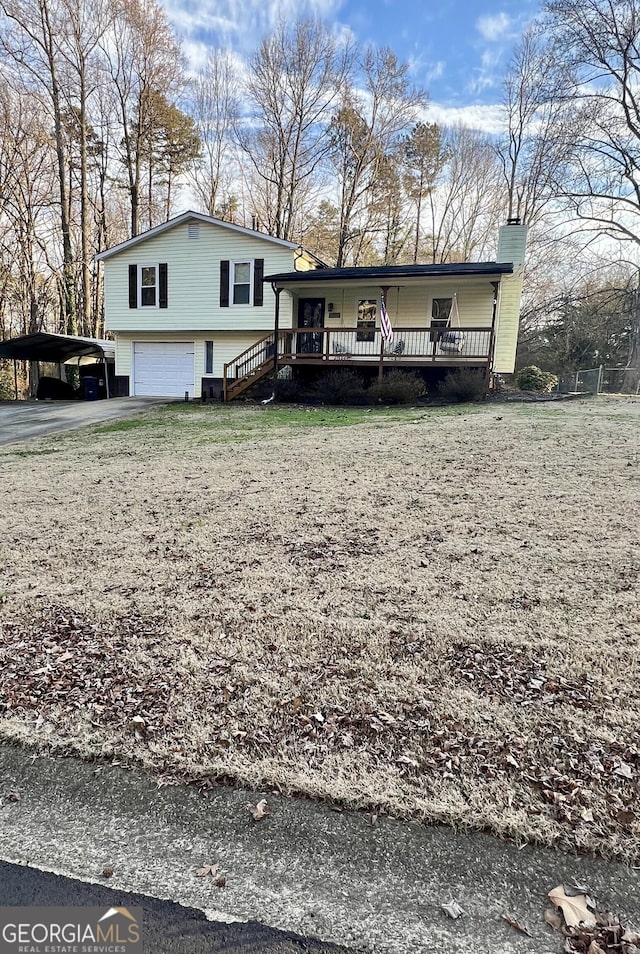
133, 342, 195, 398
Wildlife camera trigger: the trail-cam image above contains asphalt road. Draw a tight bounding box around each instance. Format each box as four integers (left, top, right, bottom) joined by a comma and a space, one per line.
0, 862, 350, 954
0, 398, 167, 445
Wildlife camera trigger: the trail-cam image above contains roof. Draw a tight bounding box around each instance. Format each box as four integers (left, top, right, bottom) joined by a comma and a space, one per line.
265, 262, 515, 284
95, 211, 300, 261
0, 332, 115, 362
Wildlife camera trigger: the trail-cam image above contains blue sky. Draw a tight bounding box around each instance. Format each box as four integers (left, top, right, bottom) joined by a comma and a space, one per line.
164, 0, 543, 131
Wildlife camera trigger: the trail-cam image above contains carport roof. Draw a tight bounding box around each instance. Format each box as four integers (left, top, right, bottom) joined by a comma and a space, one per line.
0, 332, 115, 363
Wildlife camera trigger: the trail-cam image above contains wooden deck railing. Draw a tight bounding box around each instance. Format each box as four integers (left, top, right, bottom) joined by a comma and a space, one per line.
223, 326, 493, 401
279, 326, 492, 363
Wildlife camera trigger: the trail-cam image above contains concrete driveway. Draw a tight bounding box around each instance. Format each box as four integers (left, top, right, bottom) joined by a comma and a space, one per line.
0, 398, 168, 446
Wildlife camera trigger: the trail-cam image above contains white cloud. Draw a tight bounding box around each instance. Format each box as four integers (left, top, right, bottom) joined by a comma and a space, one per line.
476, 11, 512, 42
424, 101, 505, 135
164, 0, 345, 55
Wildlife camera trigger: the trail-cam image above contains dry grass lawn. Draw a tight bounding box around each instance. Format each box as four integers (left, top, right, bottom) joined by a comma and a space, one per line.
0, 397, 639, 861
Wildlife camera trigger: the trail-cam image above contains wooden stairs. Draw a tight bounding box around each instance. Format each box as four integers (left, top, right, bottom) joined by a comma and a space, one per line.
223, 334, 277, 402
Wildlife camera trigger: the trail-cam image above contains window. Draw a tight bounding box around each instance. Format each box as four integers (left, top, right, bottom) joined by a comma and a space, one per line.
357, 299, 377, 342
205, 340, 214, 375
220, 259, 263, 307
232, 261, 252, 305
430, 296, 452, 341
139, 265, 158, 307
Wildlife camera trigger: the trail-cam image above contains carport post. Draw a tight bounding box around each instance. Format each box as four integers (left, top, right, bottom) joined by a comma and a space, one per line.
13, 359, 18, 400
103, 355, 110, 398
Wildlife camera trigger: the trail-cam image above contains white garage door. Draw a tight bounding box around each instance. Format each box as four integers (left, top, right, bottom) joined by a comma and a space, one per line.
133, 341, 195, 398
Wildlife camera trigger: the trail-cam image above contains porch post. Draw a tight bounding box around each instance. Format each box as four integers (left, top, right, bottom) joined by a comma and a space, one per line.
272, 283, 281, 397
378, 285, 390, 382
103, 355, 110, 398
487, 281, 500, 386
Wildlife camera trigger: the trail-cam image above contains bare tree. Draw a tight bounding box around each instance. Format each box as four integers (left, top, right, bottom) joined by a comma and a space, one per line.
241, 17, 354, 242
497, 23, 572, 227
103, 0, 184, 236
0, 0, 78, 331
330, 47, 427, 266
543, 0, 640, 388
190, 49, 239, 218
427, 125, 504, 264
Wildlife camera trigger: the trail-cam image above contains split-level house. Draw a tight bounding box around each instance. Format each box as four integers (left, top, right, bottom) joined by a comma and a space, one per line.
96, 211, 527, 400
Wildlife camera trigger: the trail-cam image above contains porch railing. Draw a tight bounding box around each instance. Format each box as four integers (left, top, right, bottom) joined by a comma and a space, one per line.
279, 327, 492, 362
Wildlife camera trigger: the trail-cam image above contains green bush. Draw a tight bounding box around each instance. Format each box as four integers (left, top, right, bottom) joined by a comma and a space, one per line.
438, 369, 487, 403
368, 370, 426, 405
516, 365, 558, 392
310, 369, 368, 405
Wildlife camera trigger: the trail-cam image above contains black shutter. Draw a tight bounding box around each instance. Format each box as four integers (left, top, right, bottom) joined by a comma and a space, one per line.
128, 264, 137, 308
159, 263, 168, 308
220, 260, 230, 307
253, 258, 264, 306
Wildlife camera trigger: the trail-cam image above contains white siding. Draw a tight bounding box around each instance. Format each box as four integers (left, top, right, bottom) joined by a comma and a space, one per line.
104, 220, 295, 333
283, 279, 496, 329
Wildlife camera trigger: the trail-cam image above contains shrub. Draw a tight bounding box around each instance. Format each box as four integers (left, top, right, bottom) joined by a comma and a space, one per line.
516, 365, 558, 392
368, 370, 426, 405
274, 377, 302, 402
310, 369, 368, 405
438, 369, 487, 403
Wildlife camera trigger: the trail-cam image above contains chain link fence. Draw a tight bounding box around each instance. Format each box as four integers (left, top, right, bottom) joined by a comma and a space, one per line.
557, 366, 640, 395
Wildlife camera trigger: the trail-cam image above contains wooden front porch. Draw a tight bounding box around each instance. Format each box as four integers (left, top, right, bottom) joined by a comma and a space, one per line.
223, 326, 494, 401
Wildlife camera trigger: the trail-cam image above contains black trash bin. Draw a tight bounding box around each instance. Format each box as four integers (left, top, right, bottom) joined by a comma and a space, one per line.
82, 376, 100, 401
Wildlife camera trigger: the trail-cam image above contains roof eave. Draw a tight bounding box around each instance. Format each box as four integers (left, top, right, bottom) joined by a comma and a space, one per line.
96, 211, 299, 261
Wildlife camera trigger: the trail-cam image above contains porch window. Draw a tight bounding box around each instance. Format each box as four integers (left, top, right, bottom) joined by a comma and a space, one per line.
232, 261, 252, 304
357, 299, 377, 342
205, 340, 214, 374
430, 296, 453, 341
139, 265, 158, 307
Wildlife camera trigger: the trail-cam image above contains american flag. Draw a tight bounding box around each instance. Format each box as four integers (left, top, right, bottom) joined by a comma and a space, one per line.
380, 298, 393, 342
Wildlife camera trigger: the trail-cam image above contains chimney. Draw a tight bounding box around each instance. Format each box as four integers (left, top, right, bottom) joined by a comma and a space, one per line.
497, 220, 528, 266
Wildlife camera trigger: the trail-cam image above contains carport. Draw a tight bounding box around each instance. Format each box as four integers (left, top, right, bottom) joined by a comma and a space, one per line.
0, 332, 115, 400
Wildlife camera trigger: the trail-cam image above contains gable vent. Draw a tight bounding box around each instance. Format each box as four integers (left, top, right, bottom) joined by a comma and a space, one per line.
188, 222, 200, 239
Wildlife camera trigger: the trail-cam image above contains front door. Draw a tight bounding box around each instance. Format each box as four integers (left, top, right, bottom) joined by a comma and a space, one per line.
297, 298, 325, 354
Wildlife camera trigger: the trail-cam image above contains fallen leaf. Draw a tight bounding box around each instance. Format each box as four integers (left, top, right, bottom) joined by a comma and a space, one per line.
214, 874, 227, 888
247, 798, 270, 821
614, 762, 633, 779
617, 809, 636, 825
623, 930, 640, 944
101, 867, 114, 879
502, 914, 532, 936
441, 900, 464, 919
587, 941, 607, 954
196, 864, 220, 878
544, 908, 564, 932
548, 885, 596, 928
6, 791, 21, 803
